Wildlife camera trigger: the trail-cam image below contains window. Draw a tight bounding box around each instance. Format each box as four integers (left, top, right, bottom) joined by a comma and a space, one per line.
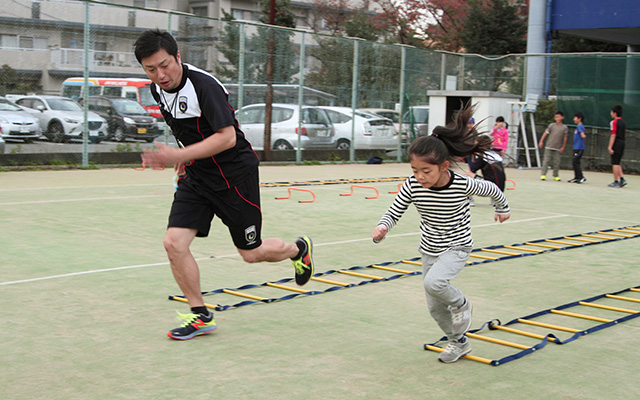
88, 87, 102, 96
32, 1, 40, 19
237, 107, 264, 124
272, 107, 294, 123
0, 35, 47, 50
325, 110, 350, 124
192, 6, 208, 17
133, 0, 158, 7
0, 35, 18, 49
231, 9, 245, 20
103, 87, 122, 97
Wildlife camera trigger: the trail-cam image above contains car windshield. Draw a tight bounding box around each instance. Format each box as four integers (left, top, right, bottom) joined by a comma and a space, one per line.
0, 98, 23, 111
47, 98, 83, 111
112, 99, 148, 115
403, 108, 429, 124
376, 112, 399, 123
139, 85, 156, 106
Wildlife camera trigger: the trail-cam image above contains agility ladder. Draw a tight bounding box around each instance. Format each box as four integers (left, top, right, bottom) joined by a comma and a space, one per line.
425, 285, 640, 366
169, 225, 640, 312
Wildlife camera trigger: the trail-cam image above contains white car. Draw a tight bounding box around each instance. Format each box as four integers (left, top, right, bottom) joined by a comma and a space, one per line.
12, 95, 108, 143
319, 106, 398, 151
0, 96, 41, 142
236, 103, 335, 150
359, 108, 401, 132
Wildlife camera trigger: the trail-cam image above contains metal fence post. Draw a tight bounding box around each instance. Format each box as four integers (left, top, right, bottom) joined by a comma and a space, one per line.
350, 39, 360, 162
82, 0, 90, 167
296, 32, 305, 163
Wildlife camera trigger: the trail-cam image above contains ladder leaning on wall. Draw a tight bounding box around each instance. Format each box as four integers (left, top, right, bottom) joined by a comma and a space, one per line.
509, 94, 542, 169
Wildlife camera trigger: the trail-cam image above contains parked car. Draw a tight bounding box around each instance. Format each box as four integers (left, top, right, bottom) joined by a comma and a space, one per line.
83, 96, 159, 142
402, 105, 430, 138
359, 108, 401, 132
12, 95, 107, 143
236, 103, 335, 150
319, 106, 398, 151
0, 96, 41, 142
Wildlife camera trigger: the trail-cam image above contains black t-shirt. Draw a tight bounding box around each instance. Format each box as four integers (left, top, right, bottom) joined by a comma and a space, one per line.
151, 63, 259, 191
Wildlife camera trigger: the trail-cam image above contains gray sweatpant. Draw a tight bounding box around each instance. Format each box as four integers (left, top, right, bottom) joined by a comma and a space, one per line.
421, 247, 471, 341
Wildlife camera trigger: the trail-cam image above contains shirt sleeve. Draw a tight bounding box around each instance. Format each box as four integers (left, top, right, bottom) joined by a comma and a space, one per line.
466, 178, 510, 214
196, 76, 236, 133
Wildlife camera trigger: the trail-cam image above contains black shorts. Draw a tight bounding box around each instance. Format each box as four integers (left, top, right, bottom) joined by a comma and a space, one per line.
168, 173, 262, 250
611, 141, 625, 165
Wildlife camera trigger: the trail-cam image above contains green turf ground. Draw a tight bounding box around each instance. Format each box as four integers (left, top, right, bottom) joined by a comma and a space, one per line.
1, 164, 639, 399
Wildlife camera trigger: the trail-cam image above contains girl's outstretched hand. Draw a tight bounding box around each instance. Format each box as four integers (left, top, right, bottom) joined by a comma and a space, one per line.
372, 225, 388, 243
495, 213, 510, 223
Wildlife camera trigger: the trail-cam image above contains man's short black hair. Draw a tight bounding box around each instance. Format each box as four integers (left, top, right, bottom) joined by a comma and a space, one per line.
574, 112, 584, 122
611, 105, 623, 117
555, 111, 564, 117
134, 29, 179, 64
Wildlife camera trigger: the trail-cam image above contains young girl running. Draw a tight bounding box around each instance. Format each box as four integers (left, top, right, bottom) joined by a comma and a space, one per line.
372, 106, 511, 363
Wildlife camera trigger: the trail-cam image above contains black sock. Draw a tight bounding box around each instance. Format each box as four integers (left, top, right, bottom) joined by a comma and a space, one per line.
291, 239, 305, 260
191, 306, 209, 316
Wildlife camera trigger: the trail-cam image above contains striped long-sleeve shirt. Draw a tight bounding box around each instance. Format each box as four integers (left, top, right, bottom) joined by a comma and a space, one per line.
378, 171, 510, 256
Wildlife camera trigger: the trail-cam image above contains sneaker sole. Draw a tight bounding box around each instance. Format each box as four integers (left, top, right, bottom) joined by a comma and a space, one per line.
295, 236, 314, 286
167, 325, 217, 340
438, 347, 472, 363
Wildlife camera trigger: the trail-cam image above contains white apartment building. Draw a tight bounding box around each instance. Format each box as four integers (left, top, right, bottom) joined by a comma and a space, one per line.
0, 0, 382, 94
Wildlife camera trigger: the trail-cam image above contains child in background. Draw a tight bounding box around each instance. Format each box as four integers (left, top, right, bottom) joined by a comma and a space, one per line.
539, 111, 568, 181
490, 116, 509, 157
569, 112, 587, 183
372, 105, 511, 363
466, 147, 506, 192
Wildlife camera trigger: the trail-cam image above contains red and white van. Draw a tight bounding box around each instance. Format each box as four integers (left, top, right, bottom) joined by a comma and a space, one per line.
62, 77, 161, 120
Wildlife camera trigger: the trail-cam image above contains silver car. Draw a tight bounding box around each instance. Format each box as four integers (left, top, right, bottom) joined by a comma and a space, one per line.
0, 97, 41, 142
320, 106, 398, 150
236, 104, 335, 150
13, 95, 107, 143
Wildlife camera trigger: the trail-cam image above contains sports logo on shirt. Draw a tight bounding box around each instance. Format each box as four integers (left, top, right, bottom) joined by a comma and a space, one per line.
178, 96, 188, 113
245, 225, 257, 245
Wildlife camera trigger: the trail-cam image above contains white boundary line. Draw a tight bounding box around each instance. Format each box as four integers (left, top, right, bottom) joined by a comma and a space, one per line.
0, 213, 574, 287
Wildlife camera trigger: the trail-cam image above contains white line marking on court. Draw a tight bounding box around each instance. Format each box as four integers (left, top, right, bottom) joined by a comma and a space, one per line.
0, 214, 572, 286
0, 183, 169, 192
0, 195, 167, 205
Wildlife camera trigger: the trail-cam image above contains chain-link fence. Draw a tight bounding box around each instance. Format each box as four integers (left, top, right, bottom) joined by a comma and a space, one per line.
0, 0, 638, 173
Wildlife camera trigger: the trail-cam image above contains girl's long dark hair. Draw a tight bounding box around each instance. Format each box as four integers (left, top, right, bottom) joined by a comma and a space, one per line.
408, 103, 492, 165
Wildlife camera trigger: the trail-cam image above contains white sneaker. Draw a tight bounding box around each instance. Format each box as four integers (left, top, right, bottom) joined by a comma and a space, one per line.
451, 300, 473, 336
438, 338, 471, 363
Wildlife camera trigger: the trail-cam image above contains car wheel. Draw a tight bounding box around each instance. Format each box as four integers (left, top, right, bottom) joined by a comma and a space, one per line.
273, 140, 293, 150
48, 121, 66, 143
90, 138, 102, 144
336, 139, 350, 150
114, 127, 126, 142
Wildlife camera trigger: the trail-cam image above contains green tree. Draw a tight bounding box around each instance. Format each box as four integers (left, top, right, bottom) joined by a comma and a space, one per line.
458, 0, 526, 92
0, 65, 41, 95
215, 1, 297, 84
460, 0, 526, 55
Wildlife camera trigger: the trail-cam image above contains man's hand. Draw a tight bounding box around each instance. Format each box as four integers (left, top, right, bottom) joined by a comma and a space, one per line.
494, 213, 510, 223
142, 141, 181, 169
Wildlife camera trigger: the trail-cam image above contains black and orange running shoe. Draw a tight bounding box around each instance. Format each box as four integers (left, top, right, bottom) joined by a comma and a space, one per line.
167, 311, 216, 340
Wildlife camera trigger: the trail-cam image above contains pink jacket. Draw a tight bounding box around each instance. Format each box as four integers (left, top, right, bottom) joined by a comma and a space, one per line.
491, 126, 509, 151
